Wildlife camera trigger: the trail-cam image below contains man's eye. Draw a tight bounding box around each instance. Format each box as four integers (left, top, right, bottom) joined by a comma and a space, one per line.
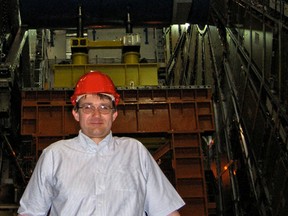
100, 105, 109, 110
84, 105, 93, 109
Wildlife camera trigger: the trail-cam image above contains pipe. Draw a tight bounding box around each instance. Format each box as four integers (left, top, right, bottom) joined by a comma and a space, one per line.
77, 5, 84, 37
125, 8, 133, 33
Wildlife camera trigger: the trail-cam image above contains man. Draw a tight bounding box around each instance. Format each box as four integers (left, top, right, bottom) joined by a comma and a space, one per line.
18, 71, 185, 216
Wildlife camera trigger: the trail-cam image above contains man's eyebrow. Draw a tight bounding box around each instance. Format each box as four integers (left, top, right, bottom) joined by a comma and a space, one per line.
79, 102, 92, 105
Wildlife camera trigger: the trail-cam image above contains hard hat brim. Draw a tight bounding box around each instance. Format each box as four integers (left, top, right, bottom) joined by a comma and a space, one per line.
76, 93, 115, 104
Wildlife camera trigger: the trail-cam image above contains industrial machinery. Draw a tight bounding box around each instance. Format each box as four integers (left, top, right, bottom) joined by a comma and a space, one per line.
1, 2, 216, 215
1, 0, 288, 216
18, 6, 217, 215
52, 7, 158, 89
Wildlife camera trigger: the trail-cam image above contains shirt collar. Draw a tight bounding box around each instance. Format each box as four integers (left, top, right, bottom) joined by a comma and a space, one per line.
78, 130, 114, 154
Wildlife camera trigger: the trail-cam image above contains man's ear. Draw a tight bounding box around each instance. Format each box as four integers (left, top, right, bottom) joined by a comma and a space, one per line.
112, 110, 118, 122
72, 109, 80, 122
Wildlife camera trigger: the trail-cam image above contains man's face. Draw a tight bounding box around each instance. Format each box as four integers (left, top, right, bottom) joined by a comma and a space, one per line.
72, 94, 118, 144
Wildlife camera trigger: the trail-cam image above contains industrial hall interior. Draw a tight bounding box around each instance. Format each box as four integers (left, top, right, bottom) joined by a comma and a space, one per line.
0, 0, 287, 215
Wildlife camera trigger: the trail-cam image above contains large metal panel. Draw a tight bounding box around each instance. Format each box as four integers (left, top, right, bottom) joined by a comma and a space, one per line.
173, 133, 208, 215
170, 103, 198, 131
20, 87, 215, 216
176, 158, 203, 178
180, 198, 207, 215
137, 104, 170, 132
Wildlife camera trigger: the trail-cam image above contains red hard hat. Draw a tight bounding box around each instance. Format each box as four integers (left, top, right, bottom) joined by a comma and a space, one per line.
71, 71, 120, 106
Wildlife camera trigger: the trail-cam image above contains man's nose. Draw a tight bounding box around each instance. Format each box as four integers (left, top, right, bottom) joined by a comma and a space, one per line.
91, 107, 101, 116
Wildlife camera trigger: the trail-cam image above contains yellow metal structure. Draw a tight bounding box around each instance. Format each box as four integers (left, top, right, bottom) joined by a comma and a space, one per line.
71, 38, 123, 49
72, 53, 88, 64
123, 52, 140, 64
53, 63, 159, 88
52, 36, 159, 88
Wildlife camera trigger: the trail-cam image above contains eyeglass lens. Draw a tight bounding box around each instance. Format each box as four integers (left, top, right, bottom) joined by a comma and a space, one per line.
79, 104, 112, 114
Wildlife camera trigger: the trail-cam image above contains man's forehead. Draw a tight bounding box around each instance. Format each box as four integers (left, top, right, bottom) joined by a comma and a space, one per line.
77, 93, 114, 103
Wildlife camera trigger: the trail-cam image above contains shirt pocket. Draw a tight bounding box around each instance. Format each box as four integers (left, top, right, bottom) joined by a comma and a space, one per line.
107, 165, 143, 192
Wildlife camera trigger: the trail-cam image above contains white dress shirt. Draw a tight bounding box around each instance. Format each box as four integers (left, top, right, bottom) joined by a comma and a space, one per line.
18, 131, 185, 216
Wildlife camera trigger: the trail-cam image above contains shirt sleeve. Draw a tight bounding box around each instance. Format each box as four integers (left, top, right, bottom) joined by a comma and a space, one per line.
143, 148, 185, 216
18, 149, 54, 216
